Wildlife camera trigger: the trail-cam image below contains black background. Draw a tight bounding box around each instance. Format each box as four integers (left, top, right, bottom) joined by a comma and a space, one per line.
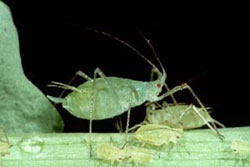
2, 1, 249, 132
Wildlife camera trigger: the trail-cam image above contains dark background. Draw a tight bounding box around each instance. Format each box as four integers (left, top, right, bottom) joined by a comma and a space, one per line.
2, 1, 248, 132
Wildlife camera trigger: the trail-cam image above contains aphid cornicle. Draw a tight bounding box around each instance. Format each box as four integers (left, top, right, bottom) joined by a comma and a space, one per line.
145, 103, 225, 130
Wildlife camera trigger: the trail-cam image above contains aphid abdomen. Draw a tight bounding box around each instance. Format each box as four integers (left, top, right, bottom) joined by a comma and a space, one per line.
62, 77, 157, 120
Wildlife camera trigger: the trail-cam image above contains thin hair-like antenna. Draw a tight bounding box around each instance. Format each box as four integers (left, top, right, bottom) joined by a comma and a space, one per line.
87, 28, 160, 73
140, 35, 166, 75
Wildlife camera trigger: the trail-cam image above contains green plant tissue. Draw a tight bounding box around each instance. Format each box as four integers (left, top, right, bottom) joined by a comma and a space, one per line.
0, 2, 64, 133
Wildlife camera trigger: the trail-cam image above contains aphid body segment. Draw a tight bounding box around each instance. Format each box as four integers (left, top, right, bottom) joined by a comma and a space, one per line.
145, 103, 225, 130
133, 124, 183, 147
96, 143, 152, 166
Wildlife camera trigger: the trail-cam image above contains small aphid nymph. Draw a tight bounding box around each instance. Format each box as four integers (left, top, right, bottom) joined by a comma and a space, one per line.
145, 103, 225, 130
133, 124, 183, 147
96, 143, 152, 166
231, 140, 250, 156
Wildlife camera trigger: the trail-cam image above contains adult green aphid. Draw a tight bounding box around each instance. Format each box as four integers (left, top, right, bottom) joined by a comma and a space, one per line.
47, 31, 223, 155
133, 124, 183, 147
145, 102, 225, 130
47, 31, 170, 156
96, 143, 152, 166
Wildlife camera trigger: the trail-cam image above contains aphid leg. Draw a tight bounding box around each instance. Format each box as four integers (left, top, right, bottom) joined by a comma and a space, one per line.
211, 118, 226, 128
76, 70, 93, 81
88, 70, 100, 158
178, 104, 194, 120
157, 83, 224, 140
115, 117, 123, 133
88, 67, 122, 157
122, 86, 137, 149
164, 83, 178, 105
128, 123, 144, 132
122, 107, 131, 149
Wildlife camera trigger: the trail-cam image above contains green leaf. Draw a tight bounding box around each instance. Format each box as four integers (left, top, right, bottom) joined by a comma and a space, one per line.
0, 1, 64, 133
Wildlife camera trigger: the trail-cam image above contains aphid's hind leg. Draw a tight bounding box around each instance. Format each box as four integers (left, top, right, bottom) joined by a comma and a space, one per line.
156, 83, 224, 140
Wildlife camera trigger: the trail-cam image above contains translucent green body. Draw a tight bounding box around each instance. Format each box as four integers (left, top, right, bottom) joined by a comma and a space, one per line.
55, 77, 162, 120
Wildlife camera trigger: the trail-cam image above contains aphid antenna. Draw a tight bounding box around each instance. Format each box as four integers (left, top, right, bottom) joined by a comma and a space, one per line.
89, 29, 178, 104
87, 28, 163, 76
139, 33, 177, 103
139, 33, 166, 77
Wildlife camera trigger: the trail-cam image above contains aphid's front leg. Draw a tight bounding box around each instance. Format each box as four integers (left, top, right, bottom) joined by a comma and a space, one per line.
156, 83, 224, 140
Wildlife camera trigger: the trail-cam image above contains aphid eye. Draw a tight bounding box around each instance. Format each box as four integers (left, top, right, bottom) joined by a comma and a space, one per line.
156, 83, 161, 88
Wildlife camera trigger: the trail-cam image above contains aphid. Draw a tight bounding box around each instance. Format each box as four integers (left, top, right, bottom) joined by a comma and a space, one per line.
96, 143, 152, 166
231, 140, 250, 157
96, 143, 126, 165
133, 124, 183, 147
145, 102, 225, 130
231, 140, 250, 165
47, 31, 223, 156
47, 32, 168, 155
